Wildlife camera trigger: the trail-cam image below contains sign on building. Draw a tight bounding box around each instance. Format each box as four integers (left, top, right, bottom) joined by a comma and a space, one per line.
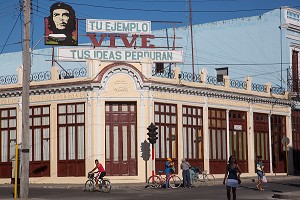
86, 19, 151, 35
57, 48, 183, 63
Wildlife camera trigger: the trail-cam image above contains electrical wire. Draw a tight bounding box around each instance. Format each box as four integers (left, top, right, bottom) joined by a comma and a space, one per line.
0, 12, 21, 55
47, 0, 300, 13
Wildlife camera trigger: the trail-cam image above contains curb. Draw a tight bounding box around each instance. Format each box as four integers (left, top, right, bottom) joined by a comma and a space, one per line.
273, 193, 300, 200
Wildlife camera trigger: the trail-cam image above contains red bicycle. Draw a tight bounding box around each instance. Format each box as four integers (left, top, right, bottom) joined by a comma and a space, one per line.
147, 170, 182, 188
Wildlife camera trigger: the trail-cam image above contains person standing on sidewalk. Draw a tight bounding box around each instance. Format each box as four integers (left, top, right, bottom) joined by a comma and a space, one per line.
180, 158, 191, 188
256, 155, 265, 191
223, 155, 242, 200
165, 158, 174, 188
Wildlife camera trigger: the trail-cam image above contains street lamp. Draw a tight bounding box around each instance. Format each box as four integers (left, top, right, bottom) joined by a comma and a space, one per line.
31, 34, 66, 51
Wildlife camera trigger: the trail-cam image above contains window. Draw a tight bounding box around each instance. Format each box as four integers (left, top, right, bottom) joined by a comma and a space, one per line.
58, 103, 85, 176
0, 108, 17, 178
215, 67, 228, 82
154, 103, 177, 159
208, 108, 227, 160
29, 106, 50, 162
182, 106, 203, 160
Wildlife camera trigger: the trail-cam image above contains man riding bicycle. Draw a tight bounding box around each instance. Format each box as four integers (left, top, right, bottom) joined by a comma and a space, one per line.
90, 159, 106, 187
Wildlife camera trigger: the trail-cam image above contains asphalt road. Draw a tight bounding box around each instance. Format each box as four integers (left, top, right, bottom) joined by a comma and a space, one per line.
1, 178, 299, 200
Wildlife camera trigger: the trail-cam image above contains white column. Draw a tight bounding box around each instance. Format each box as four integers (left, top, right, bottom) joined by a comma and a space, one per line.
226, 110, 230, 158
86, 91, 92, 159
140, 92, 145, 142
17, 97, 22, 144
286, 108, 294, 174
203, 97, 210, 173
96, 91, 104, 163
50, 103, 57, 177
140, 58, 153, 79
248, 104, 255, 173
268, 114, 273, 173
177, 104, 183, 170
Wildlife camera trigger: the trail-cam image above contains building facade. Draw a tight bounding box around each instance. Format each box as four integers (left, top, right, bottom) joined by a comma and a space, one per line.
0, 59, 293, 184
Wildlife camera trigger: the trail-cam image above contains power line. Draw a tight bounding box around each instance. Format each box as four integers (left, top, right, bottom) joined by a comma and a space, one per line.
108, 0, 238, 2
47, 0, 300, 13
0, 12, 21, 55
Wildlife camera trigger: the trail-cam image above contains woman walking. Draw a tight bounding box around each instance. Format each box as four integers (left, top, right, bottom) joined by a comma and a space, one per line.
256, 155, 265, 191
223, 155, 242, 200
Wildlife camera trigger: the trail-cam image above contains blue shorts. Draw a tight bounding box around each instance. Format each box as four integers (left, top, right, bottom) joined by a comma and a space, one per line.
257, 171, 263, 179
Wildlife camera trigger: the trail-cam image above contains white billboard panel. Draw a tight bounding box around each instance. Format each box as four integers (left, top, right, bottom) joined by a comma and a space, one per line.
58, 48, 183, 63
86, 19, 151, 35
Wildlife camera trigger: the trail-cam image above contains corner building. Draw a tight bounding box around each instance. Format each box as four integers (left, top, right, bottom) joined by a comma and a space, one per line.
0, 58, 292, 184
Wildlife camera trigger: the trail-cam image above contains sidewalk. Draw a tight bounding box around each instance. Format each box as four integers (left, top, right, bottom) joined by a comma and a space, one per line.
1, 175, 299, 199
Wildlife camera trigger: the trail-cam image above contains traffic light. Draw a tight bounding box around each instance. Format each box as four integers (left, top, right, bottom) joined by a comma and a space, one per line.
141, 140, 151, 161
147, 122, 158, 144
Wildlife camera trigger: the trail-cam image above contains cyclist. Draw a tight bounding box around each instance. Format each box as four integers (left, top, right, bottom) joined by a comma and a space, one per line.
165, 158, 174, 188
90, 159, 106, 187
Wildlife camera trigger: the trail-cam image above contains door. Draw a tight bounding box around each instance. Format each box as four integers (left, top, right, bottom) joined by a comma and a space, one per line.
271, 115, 286, 173
154, 103, 178, 174
105, 102, 137, 176
208, 108, 227, 174
182, 105, 204, 169
229, 110, 248, 173
0, 108, 17, 178
292, 110, 300, 172
254, 113, 270, 173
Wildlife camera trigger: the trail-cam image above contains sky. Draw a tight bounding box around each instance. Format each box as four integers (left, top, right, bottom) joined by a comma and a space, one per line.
0, 0, 300, 54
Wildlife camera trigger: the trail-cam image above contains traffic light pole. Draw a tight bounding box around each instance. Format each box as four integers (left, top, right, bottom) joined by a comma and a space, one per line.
152, 143, 155, 181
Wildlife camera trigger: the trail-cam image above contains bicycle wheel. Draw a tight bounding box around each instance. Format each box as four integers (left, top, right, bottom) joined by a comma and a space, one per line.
84, 180, 94, 191
191, 174, 201, 187
204, 174, 215, 186
100, 179, 112, 193
147, 175, 161, 188
168, 175, 182, 188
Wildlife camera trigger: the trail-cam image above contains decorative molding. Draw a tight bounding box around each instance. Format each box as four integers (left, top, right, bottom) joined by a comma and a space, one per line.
150, 85, 291, 108
100, 65, 143, 91
30, 92, 86, 102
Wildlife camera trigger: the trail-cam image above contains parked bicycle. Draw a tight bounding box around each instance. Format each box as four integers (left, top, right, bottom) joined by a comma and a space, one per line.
84, 172, 112, 193
147, 170, 182, 188
190, 167, 215, 187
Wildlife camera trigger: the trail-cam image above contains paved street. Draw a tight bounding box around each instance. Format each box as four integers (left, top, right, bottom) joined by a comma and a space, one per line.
0, 177, 299, 200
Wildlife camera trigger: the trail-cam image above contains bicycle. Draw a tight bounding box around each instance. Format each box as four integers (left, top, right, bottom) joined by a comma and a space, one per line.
190, 167, 215, 187
147, 170, 182, 189
84, 172, 112, 193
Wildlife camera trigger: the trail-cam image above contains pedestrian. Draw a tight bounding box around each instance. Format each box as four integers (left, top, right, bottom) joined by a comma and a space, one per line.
223, 155, 242, 200
256, 155, 265, 191
180, 158, 191, 188
165, 158, 174, 188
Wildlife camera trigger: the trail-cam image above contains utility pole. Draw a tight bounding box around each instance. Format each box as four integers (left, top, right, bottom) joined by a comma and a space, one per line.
20, 0, 31, 198
188, 0, 195, 82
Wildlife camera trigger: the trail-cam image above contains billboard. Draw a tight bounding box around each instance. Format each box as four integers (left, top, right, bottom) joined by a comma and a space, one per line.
44, 2, 78, 46
86, 19, 151, 35
57, 48, 183, 63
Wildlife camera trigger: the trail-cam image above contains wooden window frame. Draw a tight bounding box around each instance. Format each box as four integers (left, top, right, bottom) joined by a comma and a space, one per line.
0, 108, 17, 178
57, 102, 85, 177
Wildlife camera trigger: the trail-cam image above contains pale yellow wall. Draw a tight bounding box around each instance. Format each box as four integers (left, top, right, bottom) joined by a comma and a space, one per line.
0, 61, 293, 184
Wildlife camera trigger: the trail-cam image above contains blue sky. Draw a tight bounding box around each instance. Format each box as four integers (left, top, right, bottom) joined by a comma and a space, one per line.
0, 0, 299, 54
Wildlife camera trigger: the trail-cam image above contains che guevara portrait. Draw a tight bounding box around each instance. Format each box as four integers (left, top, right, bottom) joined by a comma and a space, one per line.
44, 2, 78, 46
